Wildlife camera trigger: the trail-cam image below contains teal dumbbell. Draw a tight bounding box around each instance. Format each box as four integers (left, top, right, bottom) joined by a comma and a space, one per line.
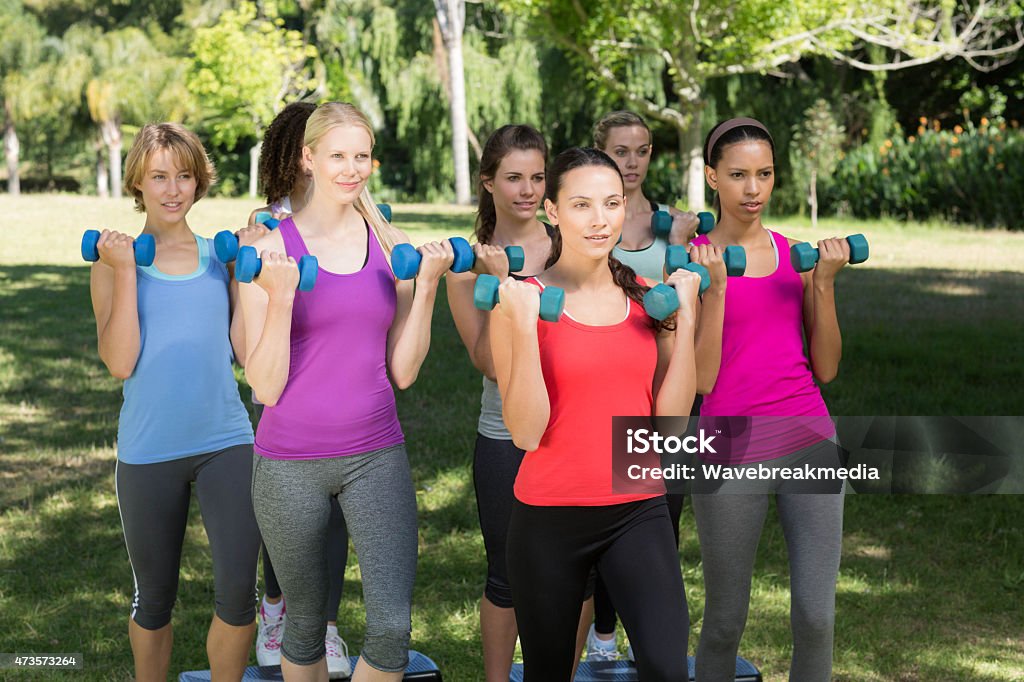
473, 273, 564, 322
377, 203, 392, 222
81, 230, 156, 266
651, 210, 716, 239
215, 212, 280, 264
643, 262, 711, 321
665, 244, 746, 277
391, 237, 477, 280
234, 246, 318, 291
790, 234, 869, 273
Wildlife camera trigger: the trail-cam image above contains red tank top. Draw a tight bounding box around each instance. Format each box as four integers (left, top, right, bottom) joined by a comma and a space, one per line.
513, 277, 663, 506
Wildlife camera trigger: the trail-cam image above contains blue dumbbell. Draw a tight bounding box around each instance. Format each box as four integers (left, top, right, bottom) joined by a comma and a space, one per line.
81, 230, 156, 267
234, 246, 318, 291
665, 244, 746, 277
651, 210, 716, 238
214, 213, 280, 264
790, 234, 869, 273
391, 237, 477, 280
473, 273, 564, 322
643, 263, 711, 321
377, 203, 392, 222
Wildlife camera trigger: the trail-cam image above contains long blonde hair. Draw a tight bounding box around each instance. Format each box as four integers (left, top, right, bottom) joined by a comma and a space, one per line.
303, 102, 396, 254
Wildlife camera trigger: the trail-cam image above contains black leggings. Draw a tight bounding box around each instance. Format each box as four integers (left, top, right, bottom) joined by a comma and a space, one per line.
472, 434, 526, 609
115, 444, 261, 630
254, 403, 349, 622
593, 493, 684, 635
594, 394, 699, 636
507, 496, 689, 681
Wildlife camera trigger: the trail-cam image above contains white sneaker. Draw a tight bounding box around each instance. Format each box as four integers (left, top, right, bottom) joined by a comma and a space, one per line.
256, 603, 285, 666
585, 623, 621, 662
325, 629, 352, 679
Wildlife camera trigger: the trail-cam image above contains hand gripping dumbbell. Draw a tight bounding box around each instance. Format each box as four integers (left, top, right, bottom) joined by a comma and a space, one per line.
391, 238, 525, 280
214, 212, 279, 264
665, 244, 746, 277
650, 210, 717, 239
81, 230, 156, 267
234, 245, 318, 291
789, 234, 869, 273
473, 273, 565, 322
643, 262, 711, 321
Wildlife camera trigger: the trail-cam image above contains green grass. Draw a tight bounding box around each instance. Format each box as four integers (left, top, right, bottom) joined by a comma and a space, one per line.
1, 195, 1022, 681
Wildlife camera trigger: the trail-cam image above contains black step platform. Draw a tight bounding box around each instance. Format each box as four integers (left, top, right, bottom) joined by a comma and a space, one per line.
178, 650, 441, 681
510, 655, 761, 681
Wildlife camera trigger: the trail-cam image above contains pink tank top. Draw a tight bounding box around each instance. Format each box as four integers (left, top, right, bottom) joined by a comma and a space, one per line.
255, 218, 404, 459
692, 230, 833, 463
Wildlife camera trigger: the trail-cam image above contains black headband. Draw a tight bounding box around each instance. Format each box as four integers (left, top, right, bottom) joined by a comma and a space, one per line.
704, 117, 774, 165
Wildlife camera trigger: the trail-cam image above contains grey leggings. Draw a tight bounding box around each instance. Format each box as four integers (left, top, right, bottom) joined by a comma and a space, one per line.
252, 444, 418, 671
692, 490, 844, 682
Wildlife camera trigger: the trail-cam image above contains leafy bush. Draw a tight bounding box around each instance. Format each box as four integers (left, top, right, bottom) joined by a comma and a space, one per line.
828, 118, 1023, 228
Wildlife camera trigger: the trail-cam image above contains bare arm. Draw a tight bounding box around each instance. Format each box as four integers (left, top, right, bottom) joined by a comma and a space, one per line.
688, 244, 728, 394
653, 269, 700, 415
386, 234, 454, 389
490, 280, 549, 451
446, 245, 514, 380
802, 237, 847, 384
90, 231, 142, 380
238, 238, 298, 406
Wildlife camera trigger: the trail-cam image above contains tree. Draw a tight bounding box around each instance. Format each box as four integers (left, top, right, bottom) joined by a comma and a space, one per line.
791, 99, 845, 228
502, 0, 1024, 209
188, 1, 320, 197
61, 25, 189, 198
0, 2, 45, 195
435, 0, 472, 204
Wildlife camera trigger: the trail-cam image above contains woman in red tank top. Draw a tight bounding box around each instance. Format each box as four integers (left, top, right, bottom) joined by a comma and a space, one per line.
489, 147, 702, 681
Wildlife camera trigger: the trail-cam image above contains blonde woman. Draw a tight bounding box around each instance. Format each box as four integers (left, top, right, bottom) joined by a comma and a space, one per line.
239, 102, 451, 682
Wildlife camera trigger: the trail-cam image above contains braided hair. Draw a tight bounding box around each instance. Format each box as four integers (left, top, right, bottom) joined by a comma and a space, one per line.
546, 147, 673, 331
259, 102, 316, 205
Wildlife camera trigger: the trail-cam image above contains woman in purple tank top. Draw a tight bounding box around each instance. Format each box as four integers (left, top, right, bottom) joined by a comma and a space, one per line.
686, 118, 854, 681
238, 102, 453, 682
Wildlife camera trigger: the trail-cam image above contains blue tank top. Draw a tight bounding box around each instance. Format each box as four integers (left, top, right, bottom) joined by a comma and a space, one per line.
116, 235, 254, 464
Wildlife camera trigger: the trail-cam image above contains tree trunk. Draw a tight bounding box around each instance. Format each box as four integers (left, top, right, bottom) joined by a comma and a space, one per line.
679, 108, 705, 211
250, 142, 261, 198
809, 168, 818, 230
96, 147, 109, 199
100, 119, 123, 199
437, 0, 471, 205
4, 120, 19, 196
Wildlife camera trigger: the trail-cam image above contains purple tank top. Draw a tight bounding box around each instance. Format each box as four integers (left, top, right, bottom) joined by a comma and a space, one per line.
255, 217, 404, 459
693, 230, 833, 463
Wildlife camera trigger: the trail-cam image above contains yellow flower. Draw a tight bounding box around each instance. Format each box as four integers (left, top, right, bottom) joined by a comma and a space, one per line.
908, 136, 916, 143
373, 159, 381, 169
954, 125, 963, 134
918, 126, 926, 135
951, 136, 958, 144
933, 120, 941, 131
981, 117, 989, 127
919, 116, 928, 124
884, 139, 893, 148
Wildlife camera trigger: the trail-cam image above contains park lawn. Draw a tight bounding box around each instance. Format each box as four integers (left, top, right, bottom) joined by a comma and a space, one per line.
0, 195, 1022, 681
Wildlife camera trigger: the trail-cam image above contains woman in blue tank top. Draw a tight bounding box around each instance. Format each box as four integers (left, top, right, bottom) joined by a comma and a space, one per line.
89, 123, 261, 681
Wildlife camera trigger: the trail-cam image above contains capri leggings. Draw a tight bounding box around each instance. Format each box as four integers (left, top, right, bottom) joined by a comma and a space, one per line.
507, 496, 689, 681
252, 444, 418, 671
692, 440, 845, 682
253, 405, 349, 619
115, 444, 261, 630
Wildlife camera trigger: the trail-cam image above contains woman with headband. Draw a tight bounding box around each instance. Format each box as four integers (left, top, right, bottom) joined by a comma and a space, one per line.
688, 117, 850, 681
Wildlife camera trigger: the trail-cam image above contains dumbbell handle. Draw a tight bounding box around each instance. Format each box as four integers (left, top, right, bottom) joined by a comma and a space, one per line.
81, 230, 156, 267
235, 246, 318, 291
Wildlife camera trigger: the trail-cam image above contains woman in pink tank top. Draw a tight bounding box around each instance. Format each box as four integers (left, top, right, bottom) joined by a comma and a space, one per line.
238, 102, 453, 681
686, 118, 854, 681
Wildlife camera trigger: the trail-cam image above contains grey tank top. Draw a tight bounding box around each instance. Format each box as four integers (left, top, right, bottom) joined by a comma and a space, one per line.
478, 376, 510, 439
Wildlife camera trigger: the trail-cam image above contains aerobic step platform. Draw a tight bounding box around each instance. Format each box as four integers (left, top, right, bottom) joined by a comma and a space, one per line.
510, 655, 761, 681
179, 650, 441, 681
